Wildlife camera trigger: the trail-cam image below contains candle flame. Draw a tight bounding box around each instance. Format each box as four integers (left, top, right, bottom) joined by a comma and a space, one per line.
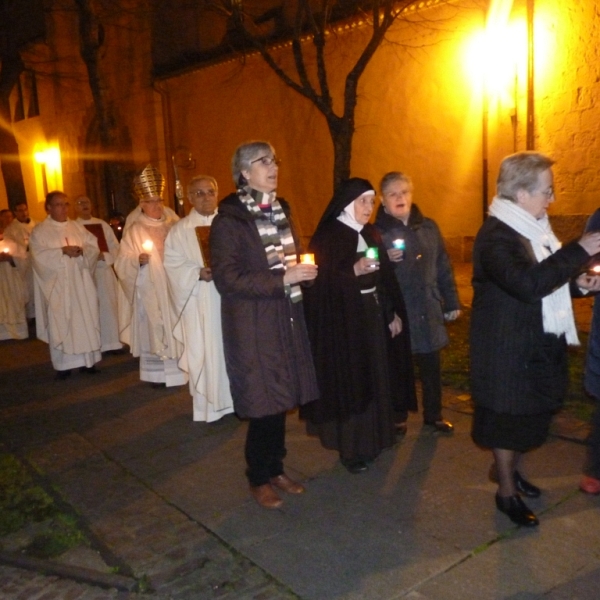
142, 240, 154, 252
300, 253, 315, 265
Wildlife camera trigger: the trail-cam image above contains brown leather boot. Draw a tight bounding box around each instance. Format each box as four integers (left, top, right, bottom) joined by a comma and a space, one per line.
270, 474, 305, 494
250, 484, 283, 509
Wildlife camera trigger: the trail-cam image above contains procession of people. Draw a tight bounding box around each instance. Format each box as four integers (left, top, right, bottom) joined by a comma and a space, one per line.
2, 148, 600, 521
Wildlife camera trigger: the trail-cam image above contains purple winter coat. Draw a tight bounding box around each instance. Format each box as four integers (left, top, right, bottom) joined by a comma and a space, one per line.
210, 192, 319, 419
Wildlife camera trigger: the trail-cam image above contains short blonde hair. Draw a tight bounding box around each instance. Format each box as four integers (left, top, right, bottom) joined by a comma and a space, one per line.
380, 171, 413, 195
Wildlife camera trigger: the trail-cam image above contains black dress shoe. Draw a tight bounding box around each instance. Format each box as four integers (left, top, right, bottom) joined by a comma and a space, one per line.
514, 471, 541, 498
488, 466, 542, 498
495, 493, 539, 527
341, 458, 369, 474
79, 366, 100, 374
425, 419, 454, 433
54, 369, 71, 381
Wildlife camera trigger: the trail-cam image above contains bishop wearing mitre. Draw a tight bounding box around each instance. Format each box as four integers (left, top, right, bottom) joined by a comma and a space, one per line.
115, 164, 187, 387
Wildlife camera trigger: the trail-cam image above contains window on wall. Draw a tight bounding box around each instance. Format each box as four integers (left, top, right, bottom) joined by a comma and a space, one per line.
10, 71, 41, 122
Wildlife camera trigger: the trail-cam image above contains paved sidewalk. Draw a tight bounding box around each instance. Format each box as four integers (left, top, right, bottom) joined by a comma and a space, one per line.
1, 323, 600, 599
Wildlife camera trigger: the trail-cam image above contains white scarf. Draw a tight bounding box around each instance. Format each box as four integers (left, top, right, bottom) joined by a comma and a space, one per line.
489, 196, 579, 345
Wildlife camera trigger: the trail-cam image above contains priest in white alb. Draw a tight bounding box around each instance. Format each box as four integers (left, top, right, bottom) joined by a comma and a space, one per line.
0, 236, 28, 340
74, 195, 122, 353
30, 191, 101, 379
165, 175, 234, 422
4, 201, 37, 319
115, 164, 187, 387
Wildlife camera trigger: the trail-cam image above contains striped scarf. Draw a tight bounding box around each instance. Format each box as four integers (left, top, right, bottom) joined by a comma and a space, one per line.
238, 186, 302, 303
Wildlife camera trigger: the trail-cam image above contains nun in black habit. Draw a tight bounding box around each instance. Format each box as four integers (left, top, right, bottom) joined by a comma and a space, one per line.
301, 178, 417, 473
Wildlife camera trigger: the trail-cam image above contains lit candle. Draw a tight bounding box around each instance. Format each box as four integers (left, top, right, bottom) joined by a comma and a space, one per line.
591, 264, 600, 274
141, 240, 154, 253
300, 253, 315, 265
365, 247, 379, 260
1, 247, 9, 254
392, 238, 405, 250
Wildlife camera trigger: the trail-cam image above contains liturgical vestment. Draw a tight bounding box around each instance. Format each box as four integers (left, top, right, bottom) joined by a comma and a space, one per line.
77, 216, 122, 352
0, 237, 28, 340
115, 210, 187, 387
30, 217, 101, 370
164, 208, 234, 422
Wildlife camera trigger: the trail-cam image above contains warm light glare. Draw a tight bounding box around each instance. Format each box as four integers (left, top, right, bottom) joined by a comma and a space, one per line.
464, 0, 551, 103
300, 253, 315, 265
34, 144, 63, 194
142, 240, 154, 253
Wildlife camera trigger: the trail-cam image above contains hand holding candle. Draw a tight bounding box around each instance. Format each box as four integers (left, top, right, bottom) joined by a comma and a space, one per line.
355, 247, 379, 275
139, 239, 153, 266
284, 259, 318, 284
388, 238, 405, 262
0, 245, 11, 262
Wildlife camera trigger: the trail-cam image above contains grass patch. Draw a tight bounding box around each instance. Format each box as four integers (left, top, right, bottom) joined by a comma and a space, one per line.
0, 452, 90, 558
441, 307, 596, 422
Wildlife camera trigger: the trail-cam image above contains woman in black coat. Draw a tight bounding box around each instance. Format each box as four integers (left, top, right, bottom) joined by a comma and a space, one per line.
375, 171, 460, 434
470, 151, 600, 527
301, 178, 417, 474
210, 141, 319, 510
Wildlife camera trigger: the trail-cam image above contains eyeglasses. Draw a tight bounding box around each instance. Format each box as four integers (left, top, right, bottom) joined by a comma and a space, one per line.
539, 187, 555, 199
250, 156, 281, 167
190, 189, 216, 198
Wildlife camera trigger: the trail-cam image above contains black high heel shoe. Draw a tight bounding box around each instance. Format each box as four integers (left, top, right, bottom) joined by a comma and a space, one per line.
513, 471, 541, 498
489, 465, 542, 498
495, 494, 539, 527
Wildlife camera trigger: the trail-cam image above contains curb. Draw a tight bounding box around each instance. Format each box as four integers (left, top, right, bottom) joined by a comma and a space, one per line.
0, 551, 138, 592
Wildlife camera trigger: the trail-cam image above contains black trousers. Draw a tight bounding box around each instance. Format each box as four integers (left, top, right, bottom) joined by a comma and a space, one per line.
397, 351, 443, 423
245, 412, 287, 487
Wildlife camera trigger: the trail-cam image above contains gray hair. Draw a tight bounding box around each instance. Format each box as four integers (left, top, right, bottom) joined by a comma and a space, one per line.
379, 171, 413, 194
497, 152, 554, 201
187, 175, 218, 193
231, 141, 274, 187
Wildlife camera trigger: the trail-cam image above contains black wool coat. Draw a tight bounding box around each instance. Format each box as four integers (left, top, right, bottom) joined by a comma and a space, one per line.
374, 204, 460, 354
300, 220, 417, 424
209, 193, 319, 419
470, 216, 589, 415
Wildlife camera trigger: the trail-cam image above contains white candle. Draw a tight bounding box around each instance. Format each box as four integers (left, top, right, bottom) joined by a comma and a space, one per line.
141, 240, 154, 253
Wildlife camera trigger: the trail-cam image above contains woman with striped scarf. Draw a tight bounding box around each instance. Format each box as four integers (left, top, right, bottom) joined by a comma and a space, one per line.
210, 141, 319, 510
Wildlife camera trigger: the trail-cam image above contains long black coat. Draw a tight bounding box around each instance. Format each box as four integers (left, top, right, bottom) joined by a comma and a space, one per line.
210, 193, 319, 419
374, 204, 460, 354
470, 216, 589, 415
301, 220, 417, 423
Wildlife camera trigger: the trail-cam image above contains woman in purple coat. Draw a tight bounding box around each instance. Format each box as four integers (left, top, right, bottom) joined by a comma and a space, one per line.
210, 141, 319, 509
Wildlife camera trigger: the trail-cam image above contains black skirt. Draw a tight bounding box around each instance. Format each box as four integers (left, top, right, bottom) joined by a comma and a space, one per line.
471, 405, 553, 452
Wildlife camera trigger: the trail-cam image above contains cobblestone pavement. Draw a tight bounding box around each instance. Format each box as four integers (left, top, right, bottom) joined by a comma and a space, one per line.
0, 340, 299, 600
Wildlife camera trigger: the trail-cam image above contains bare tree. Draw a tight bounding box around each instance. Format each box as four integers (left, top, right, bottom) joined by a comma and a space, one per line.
72, 0, 126, 217
208, 0, 433, 189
